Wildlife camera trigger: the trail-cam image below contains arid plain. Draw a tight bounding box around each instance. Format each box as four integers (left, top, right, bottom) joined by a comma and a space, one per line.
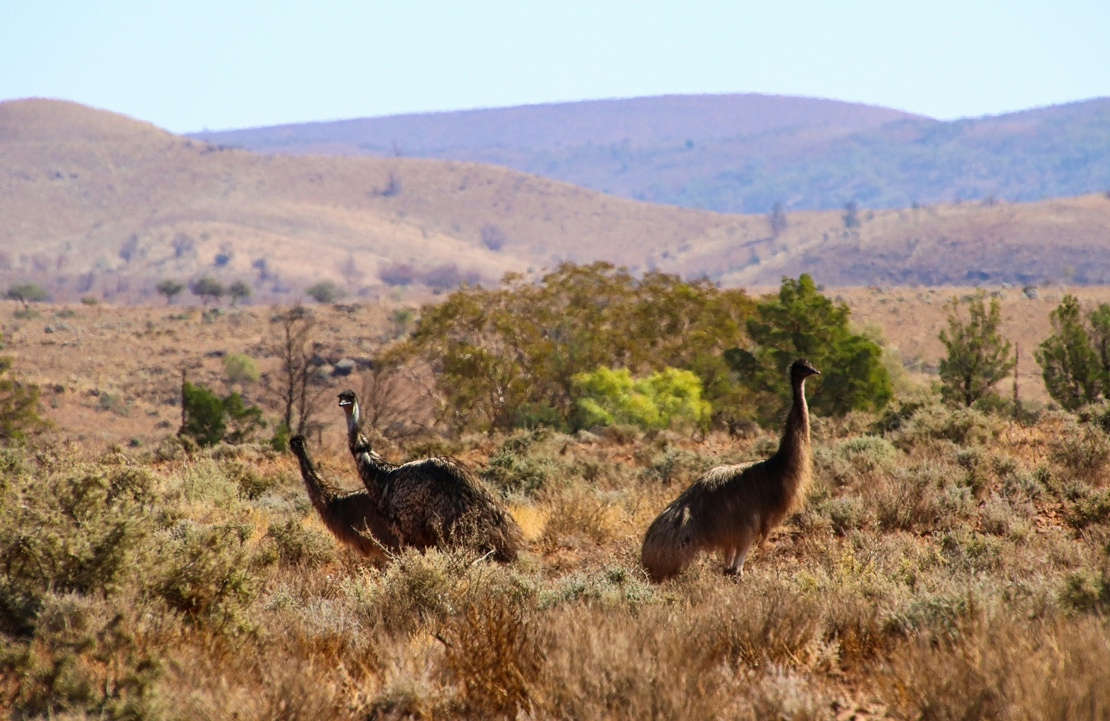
3, 98, 1110, 719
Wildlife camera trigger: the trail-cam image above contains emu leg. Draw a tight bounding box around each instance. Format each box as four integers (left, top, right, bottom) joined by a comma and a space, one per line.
722, 537, 753, 577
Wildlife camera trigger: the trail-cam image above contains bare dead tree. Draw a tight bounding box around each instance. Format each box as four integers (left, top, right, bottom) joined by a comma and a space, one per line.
355, 362, 433, 438
265, 305, 328, 434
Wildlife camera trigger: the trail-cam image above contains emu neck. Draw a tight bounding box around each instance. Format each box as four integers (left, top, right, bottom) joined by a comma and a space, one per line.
776, 377, 812, 464
292, 446, 336, 510
345, 402, 362, 449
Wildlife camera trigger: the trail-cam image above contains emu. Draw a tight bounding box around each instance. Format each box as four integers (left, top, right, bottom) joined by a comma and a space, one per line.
288, 434, 401, 559
640, 358, 819, 582
337, 389, 523, 562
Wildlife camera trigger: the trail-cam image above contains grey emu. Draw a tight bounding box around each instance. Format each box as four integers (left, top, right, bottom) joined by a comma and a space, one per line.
288, 434, 401, 558
640, 358, 819, 582
337, 389, 522, 562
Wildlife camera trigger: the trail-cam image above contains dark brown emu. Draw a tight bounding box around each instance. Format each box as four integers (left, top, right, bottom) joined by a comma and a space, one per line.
288, 434, 401, 559
641, 358, 820, 582
337, 389, 522, 562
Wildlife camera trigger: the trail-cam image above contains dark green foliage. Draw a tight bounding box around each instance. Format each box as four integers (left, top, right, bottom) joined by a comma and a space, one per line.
393, 262, 755, 431
228, 279, 252, 305
1036, 294, 1110, 410
180, 380, 225, 446
155, 278, 185, 304
305, 280, 345, 303
938, 291, 1014, 407
724, 273, 891, 424
5, 282, 49, 307
190, 276, 224, 306
179, 379, 264, 447
0, 354, 47, 440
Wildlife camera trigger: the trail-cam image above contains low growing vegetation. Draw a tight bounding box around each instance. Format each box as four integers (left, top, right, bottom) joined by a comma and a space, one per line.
5, 272, 1110, 719
0, 393, 1108, 719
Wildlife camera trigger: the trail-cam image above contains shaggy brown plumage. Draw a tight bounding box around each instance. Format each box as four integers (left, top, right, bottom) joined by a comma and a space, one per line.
289, 434, 401, 558
641, 358, 820, 582
338, 389, 523, 562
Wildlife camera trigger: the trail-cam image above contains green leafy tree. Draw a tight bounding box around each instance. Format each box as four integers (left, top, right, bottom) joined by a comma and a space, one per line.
179, 378, 264, 447
572, 366, 710, 431
180, 380, 226, 447
1036, 294, 1107, 410
391, 262, 754, 432
228, 280, 252, 306
938, 291, 1015, 407
724, 273, 891, 423
190, 277, 224, 307
936, 290, 1016, 403
5, 283, 48, 308
0, 347, 47, 440
305, 280, 345, 304
156, 279, 185, 305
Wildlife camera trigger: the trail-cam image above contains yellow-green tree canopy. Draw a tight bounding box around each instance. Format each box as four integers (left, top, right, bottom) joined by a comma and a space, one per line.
572, 366, 710, 431
391, 262, 754, 432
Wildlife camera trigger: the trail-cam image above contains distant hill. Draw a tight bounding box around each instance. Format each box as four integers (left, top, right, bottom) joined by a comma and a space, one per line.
192, 94, 1110, 214
4, 98, 1110, 306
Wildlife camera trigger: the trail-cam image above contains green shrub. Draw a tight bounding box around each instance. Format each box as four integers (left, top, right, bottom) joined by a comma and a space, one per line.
223, 352, 260, 385
305, 280, 345, 303
480, 429, 559, 495
5, 282, 48, 307
1050, 421, 1110, 482
572, 366, 709, 431
895, 404, 999, 448
391, 261, 754, 431
1036, 294, 1110, 410
265, 519, 337, 568
1060, 571, 1109, 613
1063, 488, 1110, 530
0, 353, 46, 440
179, 379, 264, 447
154, 521, 263, 629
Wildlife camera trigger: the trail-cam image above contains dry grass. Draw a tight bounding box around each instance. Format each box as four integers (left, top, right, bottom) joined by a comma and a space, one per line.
4, 395, 1110, 719
5, 296, 1110, 718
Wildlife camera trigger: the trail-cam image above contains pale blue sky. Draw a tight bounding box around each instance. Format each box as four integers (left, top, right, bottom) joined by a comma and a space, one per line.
2, 0, 1108, 134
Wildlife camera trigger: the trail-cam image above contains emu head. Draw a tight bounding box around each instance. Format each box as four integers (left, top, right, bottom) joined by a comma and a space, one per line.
289, 434, 307, 453
337, 389, 358, 414
789, 358, 821, 385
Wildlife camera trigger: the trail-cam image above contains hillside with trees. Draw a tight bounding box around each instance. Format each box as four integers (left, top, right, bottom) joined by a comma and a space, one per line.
193, 94, 1110, 213
3, 98, 1110, 305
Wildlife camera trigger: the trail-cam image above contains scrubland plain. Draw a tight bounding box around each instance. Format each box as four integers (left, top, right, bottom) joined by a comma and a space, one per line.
2, 295, 1110, 719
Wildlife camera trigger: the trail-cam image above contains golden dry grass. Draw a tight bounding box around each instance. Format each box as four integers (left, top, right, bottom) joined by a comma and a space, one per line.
3, 400, 1110, 719
4, 295, 1110, 718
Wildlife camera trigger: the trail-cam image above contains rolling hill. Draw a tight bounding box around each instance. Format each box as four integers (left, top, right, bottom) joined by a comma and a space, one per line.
3, 98, 1110, 306
192, 94, 1110, 214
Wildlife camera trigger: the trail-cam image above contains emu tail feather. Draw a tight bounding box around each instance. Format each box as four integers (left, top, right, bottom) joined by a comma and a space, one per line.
641, 500, 701, 582
486, 510, 524, 563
